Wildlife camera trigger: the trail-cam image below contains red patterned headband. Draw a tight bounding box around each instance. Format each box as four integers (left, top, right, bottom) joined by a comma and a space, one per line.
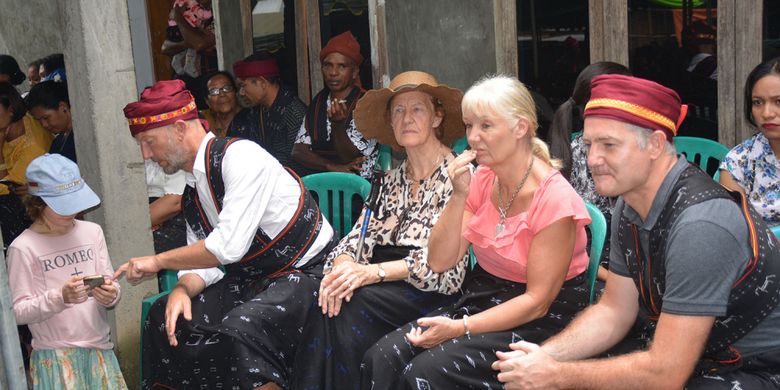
126, 100, 198, 136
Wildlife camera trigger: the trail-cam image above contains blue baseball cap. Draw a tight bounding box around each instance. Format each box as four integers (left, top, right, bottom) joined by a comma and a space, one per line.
26, 154, 100, 215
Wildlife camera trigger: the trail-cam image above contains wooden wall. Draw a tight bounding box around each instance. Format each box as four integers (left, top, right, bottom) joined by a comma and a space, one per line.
146, 0, 175, 82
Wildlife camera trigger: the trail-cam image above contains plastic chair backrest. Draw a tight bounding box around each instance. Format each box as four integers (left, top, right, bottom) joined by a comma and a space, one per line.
451, 136, 469, 154
584, 201, 607, 304
302, 172, 371, 238
159, 270, 178, 292
673, 136, 729, 181
377, 144, 392, 171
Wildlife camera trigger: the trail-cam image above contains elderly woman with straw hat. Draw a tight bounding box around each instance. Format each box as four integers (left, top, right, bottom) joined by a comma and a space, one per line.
290, 71, 470, 389
361, 75, 592, 389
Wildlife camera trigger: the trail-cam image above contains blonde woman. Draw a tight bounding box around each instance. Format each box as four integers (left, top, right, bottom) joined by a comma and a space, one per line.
362, 75, 592, 389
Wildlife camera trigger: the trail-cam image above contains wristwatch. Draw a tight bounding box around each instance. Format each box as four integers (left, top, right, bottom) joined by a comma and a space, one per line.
377, 263, 386, 283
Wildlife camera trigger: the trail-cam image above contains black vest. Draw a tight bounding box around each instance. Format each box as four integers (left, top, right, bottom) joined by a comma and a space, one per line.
618, 164, 780, 372
303, 86, 363, 155
182, 137, 326, 279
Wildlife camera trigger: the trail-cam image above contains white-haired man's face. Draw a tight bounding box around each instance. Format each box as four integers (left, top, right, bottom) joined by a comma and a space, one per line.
136, 124, 190, 174
583, 117, 655, 199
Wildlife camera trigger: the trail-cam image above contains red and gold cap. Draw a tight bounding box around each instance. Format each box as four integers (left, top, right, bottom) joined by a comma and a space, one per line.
584, 74, 687, 142
123, 80, 198, 137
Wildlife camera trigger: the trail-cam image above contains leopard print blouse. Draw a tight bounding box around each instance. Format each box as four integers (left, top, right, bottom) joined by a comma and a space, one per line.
325, 153, 468, 295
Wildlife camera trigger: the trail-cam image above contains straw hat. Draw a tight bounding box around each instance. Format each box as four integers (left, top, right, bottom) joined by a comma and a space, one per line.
354, 71, 464, 150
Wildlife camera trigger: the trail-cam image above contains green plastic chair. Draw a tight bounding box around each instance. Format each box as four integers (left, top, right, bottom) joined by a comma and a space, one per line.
584, 201, 607, 304
772, 226, 780, 240
302, 172, 371, 238
451, 136, 469, 153
674, 136, 729, 181
158, 270, 178, 291
377, 144, 392, 171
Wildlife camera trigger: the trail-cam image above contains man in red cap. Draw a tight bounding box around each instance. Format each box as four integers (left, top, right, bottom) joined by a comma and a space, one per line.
291, 31, 377, 178
493, 75, 780, 389
115, 80, 336, 389
228, 53, 307, 174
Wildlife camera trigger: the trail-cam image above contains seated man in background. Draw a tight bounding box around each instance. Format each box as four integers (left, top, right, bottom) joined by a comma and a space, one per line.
292, 31, 376, 178
229, 54, 307, 174
493, 74, 780, 389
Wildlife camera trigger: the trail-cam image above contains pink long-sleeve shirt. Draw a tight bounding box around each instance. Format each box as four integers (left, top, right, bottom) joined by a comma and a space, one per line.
7, 220, 120, 350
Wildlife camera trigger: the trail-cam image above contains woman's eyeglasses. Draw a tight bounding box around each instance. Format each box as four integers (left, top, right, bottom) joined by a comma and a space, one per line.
208, 85, 236, 96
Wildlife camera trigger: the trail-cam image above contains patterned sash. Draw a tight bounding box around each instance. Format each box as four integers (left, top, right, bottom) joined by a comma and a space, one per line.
182, 137, 324, 279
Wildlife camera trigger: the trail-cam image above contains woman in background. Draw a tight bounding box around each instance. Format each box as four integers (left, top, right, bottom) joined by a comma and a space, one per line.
202, 71, 241, 137
720, 57, 780, 227
0, 82, 52, 250
26, 81, 76, 163
0, 55, 26, 86
548, 62, 631, 281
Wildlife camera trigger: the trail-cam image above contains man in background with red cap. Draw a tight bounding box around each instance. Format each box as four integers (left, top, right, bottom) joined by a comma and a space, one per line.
228, 52, 307, 174
292, 31, 377, 178
115, 80, 336, 389
493, 75, 780, 389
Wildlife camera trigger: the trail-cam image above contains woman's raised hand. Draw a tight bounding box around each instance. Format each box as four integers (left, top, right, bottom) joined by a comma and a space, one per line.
448, 150, 476, 195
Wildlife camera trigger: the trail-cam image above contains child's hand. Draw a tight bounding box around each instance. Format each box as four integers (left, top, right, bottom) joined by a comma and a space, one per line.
62, 277, 88, 304
92, 278, 119, 307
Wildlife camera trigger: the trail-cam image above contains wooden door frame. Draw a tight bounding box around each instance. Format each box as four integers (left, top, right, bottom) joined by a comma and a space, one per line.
587, 0, 764, 147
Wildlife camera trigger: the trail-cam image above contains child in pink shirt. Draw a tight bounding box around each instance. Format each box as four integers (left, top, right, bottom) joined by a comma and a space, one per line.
7, 154, 126, 389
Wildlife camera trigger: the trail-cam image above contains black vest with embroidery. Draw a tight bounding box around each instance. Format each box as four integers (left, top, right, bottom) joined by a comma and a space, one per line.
182, 137, 325, 279
618, 164, 780, 371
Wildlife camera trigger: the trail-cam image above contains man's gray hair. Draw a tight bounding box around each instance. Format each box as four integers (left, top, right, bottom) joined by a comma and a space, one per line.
625, 123, 677, 155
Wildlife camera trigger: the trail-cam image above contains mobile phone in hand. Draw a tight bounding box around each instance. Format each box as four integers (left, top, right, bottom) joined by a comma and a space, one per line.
83, 275, 106, 289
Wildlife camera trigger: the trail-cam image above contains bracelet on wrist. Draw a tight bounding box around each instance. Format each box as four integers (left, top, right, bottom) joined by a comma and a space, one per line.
463, 314, 471, 337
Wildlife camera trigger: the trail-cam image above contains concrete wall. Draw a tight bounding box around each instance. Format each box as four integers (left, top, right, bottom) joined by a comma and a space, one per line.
385, 0, 496, 91
0, 0, 64, 92
60, 0, 157, 386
